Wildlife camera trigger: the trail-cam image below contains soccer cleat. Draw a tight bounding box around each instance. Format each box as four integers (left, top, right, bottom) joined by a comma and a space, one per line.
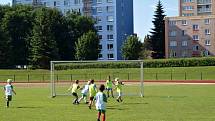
116, 99, 119, 102
97, 119, 100, 121
88, 106, 91, 109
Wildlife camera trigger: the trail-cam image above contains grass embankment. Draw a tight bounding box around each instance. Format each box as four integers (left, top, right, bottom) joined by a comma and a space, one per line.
0, 66, 215, 82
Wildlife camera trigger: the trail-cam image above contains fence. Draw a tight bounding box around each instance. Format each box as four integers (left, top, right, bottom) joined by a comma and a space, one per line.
0, 72, 215, 83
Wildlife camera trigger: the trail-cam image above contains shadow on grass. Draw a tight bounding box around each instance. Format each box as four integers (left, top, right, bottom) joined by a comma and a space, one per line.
106, 107, 125, 110
123, 102, 148, 105
16, 106, 42, 109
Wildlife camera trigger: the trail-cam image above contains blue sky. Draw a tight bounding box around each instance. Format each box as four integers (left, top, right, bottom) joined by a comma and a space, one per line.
0, 0, 178, 40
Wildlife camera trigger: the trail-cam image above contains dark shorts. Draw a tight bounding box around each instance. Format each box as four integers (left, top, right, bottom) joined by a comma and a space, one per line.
6, 95, 12, 101
106, 88, 112, 91
72, 92, 78, 97
89, 96, 94, 101
98, 109, 106, 113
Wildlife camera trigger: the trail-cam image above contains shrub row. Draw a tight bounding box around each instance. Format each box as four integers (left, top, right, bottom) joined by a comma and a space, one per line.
55, 57, 215, 70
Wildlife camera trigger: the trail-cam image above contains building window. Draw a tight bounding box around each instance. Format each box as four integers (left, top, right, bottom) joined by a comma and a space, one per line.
205, 29, 210, 35
107, 16, 114, 22
182, 13, 194, 16
107, 6, 113, 12
107, 44, 113, 50
169, 31, 176, 37
107, 25, 113, 31
168, 21, 176, 26
182, 50, 188, 57
193, 25, 199, 31
74, 0, 81, 4
95, 16, 102, 23
170, 51, 177, 58
205, 40, 211, 46
96, 0, 102, 4
193, 35, 199, 41
170, 41, 177, 47
99, 44, 102, 50
182, 0, 194, 3
98, 54, 103, 58
107, 0, 113, 3
205, 19, 210, 24
99, 35, 102, 40
54, 1, 56, 6
107, 35, 114, 40
182, 30, 186, 36
64, 0, 69, 6
204, 50, 210, 56
193, 45, 199, 51
182, 6, 194, 10
96, 26, 103, 31
182, 41, 188, 46
108, 54, 114, 59
182, 20, 187, 25
96, 7, 102, 13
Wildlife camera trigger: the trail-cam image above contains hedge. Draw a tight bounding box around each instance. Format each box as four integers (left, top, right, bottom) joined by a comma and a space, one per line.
54, 57, 215, 70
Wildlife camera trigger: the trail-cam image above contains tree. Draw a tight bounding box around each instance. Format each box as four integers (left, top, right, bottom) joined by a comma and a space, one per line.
139, 35, 153, 59
150, 0, 166, 59
75, 31, 100, 60
1, 5, 33, 66
0, 27, 12, 68
29, 8, 59, 68
121, 35, 142, 60
59, 12, 96, 60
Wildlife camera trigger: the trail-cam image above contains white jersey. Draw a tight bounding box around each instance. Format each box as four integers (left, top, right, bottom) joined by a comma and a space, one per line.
4, 84, 13, 96
95, 92, 107, 110
81, 85, 89, 94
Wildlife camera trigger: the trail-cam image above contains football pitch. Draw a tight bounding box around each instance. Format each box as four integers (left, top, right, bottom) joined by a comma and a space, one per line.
1, 83, 215, 121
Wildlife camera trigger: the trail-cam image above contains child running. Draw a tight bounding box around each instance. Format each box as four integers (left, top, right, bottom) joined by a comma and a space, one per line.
78, 81, 90, 104
4, 79, 16, 108
106, 75, 114, 98
88, 79, 97, 109
115, 78, 123, 102
95, 84, 107, 121
68, 80, 80, 104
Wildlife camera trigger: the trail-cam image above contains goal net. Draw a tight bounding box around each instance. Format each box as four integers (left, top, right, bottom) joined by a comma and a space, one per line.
50, 60, 144, 98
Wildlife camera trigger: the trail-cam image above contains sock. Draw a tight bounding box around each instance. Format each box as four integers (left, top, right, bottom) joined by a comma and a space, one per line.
6, 101, 9, 107
97, 112, 101, 120
102, 113, 105, 121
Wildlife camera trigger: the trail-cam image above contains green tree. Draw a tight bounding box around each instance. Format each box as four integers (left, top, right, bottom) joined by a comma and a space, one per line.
1, 5, 33, 66
150, 0, 166, 59
121, 35, 142, 60
29, 8, 59, 68
75, 31, 100, 60
0, 27, 12, 68
60, 12, 96, 60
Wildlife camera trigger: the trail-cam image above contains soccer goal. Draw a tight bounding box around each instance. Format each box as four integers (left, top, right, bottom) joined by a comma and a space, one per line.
50, 60, 144, 98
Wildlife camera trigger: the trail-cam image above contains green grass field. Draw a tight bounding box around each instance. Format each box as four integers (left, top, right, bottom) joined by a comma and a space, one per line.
1, 66, 215, 82
1, 84, 215, 121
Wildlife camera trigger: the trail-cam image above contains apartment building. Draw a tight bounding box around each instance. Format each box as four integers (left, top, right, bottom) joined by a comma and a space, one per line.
12, 0, 134, 60
165, 0, 215, 58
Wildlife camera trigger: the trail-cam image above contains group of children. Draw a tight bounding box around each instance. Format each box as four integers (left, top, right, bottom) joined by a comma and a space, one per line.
68, 76, 124, 121
2, 76, 123, 121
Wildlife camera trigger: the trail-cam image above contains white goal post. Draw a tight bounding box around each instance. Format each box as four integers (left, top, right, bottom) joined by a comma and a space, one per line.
50, 60, 144, 98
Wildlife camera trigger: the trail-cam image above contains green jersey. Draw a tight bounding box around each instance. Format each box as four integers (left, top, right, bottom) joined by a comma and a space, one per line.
115, 82, 122, 93
89, 84, 97, 97
106, 80, 113, 88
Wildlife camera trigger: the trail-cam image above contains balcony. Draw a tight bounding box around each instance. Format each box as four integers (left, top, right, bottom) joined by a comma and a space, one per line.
197, 0, 211, 5
197, 8, 212, 13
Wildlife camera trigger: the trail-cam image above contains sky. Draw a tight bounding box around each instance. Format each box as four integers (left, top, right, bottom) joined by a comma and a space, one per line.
0, 0, 178, 40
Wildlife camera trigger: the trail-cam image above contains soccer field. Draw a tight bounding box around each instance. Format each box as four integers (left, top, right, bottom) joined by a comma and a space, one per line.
1, 83, 215, 121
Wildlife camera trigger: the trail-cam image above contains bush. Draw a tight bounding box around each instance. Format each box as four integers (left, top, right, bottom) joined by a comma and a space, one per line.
54, 57, 215, 70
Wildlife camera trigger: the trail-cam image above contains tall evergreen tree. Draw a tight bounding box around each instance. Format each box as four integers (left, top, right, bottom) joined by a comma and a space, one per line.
75, 31, 100, 60
121, 35, 142, 60
29, 8, 59, 68
150, 0, 166, 59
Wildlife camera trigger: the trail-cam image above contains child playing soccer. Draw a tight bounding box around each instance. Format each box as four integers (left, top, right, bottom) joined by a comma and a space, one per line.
78, 81, 90, 104
88, 79, 97, 109
4, 79, 16, 108
115, 78, 123, 102
68, 80, 80, 104
95, 84, 107, 121
106, 75, 114, 98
